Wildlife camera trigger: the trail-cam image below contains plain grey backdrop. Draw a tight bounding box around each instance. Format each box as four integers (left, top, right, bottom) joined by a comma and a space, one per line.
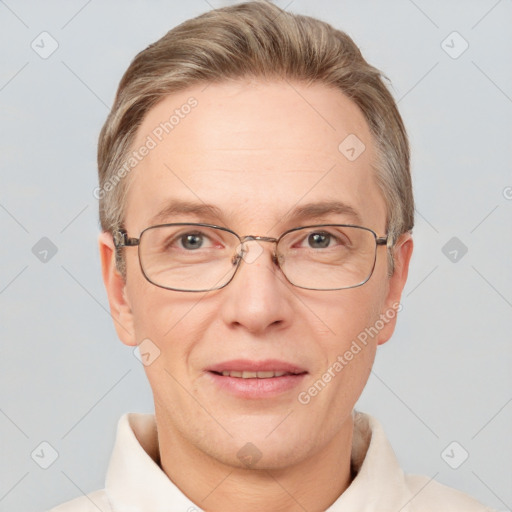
1, 0, 511, 510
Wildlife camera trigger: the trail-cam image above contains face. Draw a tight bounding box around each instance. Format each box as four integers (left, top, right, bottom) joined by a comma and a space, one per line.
100, 80, 412, 470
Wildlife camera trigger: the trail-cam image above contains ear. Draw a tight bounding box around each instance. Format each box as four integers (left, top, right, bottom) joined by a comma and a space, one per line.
376, 233, 413, 346
98, 231, 137, 346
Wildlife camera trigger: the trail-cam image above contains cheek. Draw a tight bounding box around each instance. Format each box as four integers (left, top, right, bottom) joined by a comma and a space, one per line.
318, 284, 385, 346
127, 277, 214, 371
125, 248, 199, 340
310, 285, 385, 387
128, 287, 207, 402
292, 289, 383, 442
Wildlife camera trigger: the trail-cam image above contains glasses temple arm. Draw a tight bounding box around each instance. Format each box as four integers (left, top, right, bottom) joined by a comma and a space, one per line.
113, 230, 140, 248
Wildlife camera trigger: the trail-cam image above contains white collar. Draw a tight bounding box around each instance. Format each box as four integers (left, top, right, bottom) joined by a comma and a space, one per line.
104, 410, 414, 511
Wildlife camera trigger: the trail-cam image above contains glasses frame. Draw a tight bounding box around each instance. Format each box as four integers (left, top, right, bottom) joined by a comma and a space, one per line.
113, 222, 389, 292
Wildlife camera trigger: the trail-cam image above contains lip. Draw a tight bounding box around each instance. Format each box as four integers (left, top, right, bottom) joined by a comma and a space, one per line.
205, 359, 308, 399
207, 359, 307, 374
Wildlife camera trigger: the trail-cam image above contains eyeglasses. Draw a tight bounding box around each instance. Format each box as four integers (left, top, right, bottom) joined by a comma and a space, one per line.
113, 223, 388, 292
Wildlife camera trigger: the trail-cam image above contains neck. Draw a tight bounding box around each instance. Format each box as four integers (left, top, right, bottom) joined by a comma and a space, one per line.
155, 409, 354, 512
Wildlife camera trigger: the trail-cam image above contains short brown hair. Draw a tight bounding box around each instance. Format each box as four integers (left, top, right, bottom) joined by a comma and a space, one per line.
97, 0, 414, 272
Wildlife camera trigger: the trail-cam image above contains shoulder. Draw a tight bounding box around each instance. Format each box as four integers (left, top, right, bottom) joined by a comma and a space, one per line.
404, 474, 496, 512
48, 490, 112, 512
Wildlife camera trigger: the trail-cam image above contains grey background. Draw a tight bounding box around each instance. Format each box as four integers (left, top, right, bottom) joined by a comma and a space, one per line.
0, 0, 511, 510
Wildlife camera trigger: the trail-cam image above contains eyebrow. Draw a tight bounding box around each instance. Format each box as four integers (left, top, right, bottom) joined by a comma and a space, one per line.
284, 200, 363, 225
148, 199, 363, 227
149, 200, 226, 225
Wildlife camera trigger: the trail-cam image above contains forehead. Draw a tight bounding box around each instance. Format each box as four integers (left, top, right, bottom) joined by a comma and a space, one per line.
125, 80, 386, 234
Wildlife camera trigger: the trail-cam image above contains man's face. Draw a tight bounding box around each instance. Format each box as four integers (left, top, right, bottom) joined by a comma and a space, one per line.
102, 80, 411, 469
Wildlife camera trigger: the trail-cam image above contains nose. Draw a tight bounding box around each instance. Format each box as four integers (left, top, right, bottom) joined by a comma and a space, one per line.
220, 239, 293, 335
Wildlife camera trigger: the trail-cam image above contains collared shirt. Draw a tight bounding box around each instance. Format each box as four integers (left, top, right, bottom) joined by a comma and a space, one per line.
49, 411, 494, 512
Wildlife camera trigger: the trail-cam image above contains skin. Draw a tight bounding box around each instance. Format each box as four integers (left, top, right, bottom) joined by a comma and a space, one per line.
99, 79, 413, 512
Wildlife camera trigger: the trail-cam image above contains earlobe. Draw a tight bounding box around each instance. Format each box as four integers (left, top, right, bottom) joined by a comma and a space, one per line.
377, 233, 414, 346
98, 231, 137, 346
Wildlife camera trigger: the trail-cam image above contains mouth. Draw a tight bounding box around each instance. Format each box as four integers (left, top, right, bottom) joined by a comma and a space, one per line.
212, 370, 302, 378
206, 359, 308, 399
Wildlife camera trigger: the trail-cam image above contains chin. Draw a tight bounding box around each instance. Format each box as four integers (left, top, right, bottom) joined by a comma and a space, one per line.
211, 434, 313, 471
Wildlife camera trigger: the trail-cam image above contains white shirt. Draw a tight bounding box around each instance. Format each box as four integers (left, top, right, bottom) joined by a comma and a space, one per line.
50, 411, 494, 512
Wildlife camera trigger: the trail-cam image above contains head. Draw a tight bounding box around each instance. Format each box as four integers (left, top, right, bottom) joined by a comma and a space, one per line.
98, 1, 414, 471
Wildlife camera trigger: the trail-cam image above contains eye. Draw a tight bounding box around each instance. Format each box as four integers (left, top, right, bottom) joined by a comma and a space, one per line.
161, 230, 216, 252
299, 230, 350, 249
179, 232, 207, 251
147, 226, 229, 258
307, 232, 332, 249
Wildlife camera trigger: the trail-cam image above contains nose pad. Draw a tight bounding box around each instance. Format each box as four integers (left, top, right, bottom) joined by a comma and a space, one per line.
235, 240, 265, 265
231, 252, 242, 266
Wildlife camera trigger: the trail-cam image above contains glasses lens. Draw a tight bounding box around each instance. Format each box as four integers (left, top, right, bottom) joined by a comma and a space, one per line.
139, 225, 239, 291
278, 225, 378, 290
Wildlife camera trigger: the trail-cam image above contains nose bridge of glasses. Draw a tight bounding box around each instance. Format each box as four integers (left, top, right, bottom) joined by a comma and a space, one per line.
234, 235, 279, 266
240, 235, 278, 244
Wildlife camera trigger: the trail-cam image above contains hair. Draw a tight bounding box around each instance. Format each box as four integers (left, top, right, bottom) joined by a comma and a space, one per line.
97, 0, 414, 274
